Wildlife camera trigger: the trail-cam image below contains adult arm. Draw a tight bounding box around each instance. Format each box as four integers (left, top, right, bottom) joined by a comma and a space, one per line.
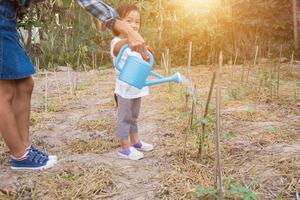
77, 0, 148, 59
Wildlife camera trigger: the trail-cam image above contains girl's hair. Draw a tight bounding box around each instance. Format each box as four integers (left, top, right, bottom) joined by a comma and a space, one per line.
113, 4, 140, 36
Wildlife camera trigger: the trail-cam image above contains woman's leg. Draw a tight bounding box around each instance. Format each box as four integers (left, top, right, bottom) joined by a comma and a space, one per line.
12, 77, 34, 147
0, 80, 27, 157
129, 98, 141, 145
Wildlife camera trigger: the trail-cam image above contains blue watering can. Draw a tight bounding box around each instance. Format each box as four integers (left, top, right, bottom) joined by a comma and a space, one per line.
114, 44, 182, 89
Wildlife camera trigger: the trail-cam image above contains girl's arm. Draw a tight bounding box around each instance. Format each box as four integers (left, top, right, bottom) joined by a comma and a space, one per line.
113, 38, 128, 57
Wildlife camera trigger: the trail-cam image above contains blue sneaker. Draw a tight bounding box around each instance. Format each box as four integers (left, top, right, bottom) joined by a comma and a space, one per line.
29, 146, 58, 164
10, 149, 55, 170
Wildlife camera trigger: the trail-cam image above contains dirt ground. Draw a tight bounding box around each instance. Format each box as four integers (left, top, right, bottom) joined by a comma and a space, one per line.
0, 63, 299, 200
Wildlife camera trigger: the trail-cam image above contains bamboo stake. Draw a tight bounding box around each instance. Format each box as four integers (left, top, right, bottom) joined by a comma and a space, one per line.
92, 51, 95, 70
229, 57, 233, 82
215, 51, 223, 199
95, 53, 98, 70
199, 67, 216, 160
253, 45, 259, 70
162, 49, 169, 75
232, 49, 238, 82
35, 57, 40, 73
187, 42, 193, 78
276, 45, 283, 98
45, 71, 48, 113
246, 46, 258, 83
293, 0, 298, 49
163, 48, 171, 91
54, 72, 62, 103
158, 0, 163, 46
185, 42, 193, 111
183, 85, 196, 164
75, 50, 82, 94
241, 57, 246, 83
99, 52, 104, 69
267, 40, 271, 58
290, 50, 295, 68
67, 65, 73, 96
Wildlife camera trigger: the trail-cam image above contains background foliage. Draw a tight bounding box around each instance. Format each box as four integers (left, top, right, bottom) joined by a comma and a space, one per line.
19, 0, 296, 70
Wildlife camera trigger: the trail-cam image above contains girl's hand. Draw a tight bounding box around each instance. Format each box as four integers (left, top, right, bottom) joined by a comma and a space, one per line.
143, 46, 154, 62
146, 45, 154, 56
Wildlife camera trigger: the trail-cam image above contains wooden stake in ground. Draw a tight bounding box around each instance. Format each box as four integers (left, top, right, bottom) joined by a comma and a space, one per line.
99, 52, 104, 68
215, 51, 223, 199
276, 45, 283, 99
92, 51, 95, 70
158, 0, 163, 46
67, 65, 73, 96
290, 50, 295, 68
185, 42, 193, 111
183, 84, 197, 163
231, 48, 238, 82
241, 57, 246, 84
253, 45, 259, 71
162, 48, 171, 92
35, 57, 40, 73
75, 50, 82, 94
54, 72, 62, 103
246, 46, 259, 83
45, 71, 48, 113
199, 67, 216, 160
293, 0, 298, 50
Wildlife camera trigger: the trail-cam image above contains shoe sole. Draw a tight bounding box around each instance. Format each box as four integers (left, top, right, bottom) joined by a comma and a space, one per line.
135, 146, 154, 152
11, 161, 55, 171
117, 152, 144, 160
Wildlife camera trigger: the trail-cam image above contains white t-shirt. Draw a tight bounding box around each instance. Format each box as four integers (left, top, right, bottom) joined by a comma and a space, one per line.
111, 37, 149, 99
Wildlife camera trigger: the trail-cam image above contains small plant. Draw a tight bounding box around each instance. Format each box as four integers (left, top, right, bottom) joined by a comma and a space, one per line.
266, 125, 276, 134
225, 85, 246, 100
222, 131, 236, 141
196, 186, 218, 199
253, 68, 278, 98
245, 106, 256, 113
196, 179, 257, 200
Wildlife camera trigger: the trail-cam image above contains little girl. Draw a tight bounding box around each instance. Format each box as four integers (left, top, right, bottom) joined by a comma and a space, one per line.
110, 4, 153, 160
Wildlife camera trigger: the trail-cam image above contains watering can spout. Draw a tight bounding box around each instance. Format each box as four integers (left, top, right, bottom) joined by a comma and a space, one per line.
145, 72, 182, 87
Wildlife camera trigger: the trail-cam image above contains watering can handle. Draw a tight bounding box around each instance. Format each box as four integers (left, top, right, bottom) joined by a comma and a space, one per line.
114, 44, 154, 71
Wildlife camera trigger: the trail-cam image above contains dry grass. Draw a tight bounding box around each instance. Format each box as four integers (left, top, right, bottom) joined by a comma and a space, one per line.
77, 119, 115, 133
66, 137, 119, 154
227, 109, 270, 122
0, 138, 8, 166
5, 163, 118, 199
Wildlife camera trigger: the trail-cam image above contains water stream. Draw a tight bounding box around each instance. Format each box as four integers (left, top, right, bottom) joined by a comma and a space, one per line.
179, 74, 196, 102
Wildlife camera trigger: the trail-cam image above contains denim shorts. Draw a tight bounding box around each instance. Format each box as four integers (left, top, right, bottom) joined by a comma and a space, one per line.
0, 2, 35, 80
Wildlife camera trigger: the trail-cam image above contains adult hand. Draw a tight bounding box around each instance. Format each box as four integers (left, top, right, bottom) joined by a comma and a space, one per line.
113, 19, 148, 60
127, 30, 148, 60
97, 20, 106, 32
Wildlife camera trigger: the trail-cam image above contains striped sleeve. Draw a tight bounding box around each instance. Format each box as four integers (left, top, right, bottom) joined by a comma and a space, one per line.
77, 0, 119, 29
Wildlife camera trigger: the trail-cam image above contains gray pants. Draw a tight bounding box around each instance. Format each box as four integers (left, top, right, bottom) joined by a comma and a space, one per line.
116, 95, 141, 139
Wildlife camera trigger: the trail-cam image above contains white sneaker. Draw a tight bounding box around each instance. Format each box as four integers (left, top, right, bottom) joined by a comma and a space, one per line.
29, 146, 58, 164
48, 155, 58, 164
133, 141, 154, 152
117, 147, 144, 160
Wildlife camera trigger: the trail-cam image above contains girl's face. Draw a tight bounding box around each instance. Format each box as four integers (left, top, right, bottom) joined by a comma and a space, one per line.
122, 10, 141, 32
